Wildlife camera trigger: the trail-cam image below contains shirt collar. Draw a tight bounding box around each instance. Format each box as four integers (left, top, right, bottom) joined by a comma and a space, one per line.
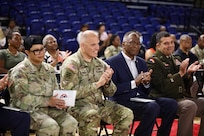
121, 51, 136, 61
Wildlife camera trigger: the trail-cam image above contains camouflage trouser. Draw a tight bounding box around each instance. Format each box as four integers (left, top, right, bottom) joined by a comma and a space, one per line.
30, 108, 78, 136
68, 100, 133, 136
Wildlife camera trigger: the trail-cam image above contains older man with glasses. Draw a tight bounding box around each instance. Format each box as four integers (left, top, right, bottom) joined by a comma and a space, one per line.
8, 35, 78, 136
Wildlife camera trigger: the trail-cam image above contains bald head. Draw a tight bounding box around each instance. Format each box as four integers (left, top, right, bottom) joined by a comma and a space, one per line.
198, 34, 204, 49
179, 34, 192, 52
79, 30, 98, 45
160, 25, 166, 32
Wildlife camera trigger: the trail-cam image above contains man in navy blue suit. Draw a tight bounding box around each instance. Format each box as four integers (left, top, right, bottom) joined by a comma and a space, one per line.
106, 31, 178, 136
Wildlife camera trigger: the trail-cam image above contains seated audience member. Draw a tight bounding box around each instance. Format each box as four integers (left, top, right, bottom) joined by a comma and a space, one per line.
147, 31, 204, 136
4, 19, 20, 37
77, 24, 89, 43
106, 31, 177, 136
43, 34, 71, 74
60, 30, 133, 136
137, 31, 146, 59
145, 25, 167, 60
174, 34, 199, 97
0, 75, 30, 136
104, 34, 122, 59
174, 34, 198, 65
0, 32, 26, 74
159, 25, 166, 32
191, 34, 204, 64
8, 36, 78, 136
97, 23, 111, 58
170, 34, 179, 51
146, 33, 157, 60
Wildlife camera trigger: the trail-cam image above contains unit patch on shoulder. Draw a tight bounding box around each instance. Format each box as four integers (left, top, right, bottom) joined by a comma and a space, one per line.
67, 63, 77, 72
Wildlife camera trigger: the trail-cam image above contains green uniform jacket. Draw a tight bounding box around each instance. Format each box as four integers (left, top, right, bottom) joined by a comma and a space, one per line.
147, 50, 190, 99
60, 49, 116, 106
8, 58, 59, 112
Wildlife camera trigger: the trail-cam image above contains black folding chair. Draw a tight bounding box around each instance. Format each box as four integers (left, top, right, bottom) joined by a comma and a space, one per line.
98, 120, 112, 136
194, 69, 204, 97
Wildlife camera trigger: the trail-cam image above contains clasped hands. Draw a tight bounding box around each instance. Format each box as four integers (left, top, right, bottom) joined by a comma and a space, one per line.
0, 74, 8, 91
95, 65, 114, 89
135, 69, 153, 86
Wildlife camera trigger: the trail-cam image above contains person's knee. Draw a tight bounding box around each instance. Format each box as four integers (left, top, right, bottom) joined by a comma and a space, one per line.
80, 108, 100, 122
61, 115, 78, 134
21, 112, 31, 127
38, 118, 60, 135
178, 100, 197, 115
118, 107, 133, 129
147, 102, 160, 116
162, 98, 178, 112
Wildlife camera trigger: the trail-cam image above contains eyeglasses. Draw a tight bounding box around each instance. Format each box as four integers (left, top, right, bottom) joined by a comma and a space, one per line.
126, 41, 141, 47
30, 47, 46, 55
47, 40, 57, 45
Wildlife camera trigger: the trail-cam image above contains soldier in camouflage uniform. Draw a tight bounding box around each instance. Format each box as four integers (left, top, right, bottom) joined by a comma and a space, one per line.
191, 34, 204, 64
104, 34, 122, 59
61, 30, 133, 136
147, 31, 204, 136
8, 36, 78, 136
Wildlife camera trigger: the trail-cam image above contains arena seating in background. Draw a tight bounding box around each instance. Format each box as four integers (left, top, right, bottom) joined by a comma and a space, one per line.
0, 0, 203, 52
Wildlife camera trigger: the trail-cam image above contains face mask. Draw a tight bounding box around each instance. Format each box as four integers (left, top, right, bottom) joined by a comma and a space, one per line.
140, 36, 143, 44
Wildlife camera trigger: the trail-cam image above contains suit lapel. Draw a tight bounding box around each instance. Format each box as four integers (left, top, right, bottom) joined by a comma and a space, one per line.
119, 53, 135, 80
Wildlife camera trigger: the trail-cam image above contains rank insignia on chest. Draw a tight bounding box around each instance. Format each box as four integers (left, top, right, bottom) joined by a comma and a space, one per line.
175, 59, 181, 66
149, 58, 155, 63
167, 73, 174, 82
163, 62, 169, 67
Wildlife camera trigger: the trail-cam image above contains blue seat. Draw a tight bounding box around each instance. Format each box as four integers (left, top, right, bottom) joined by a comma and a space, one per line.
128, 17, 140, 26
62, 29, 77, 39
167, 25, 177, 34
28, 19, 44, 36
121, 23, 133, 32
61, 38, 79, 53
115, 31, 125, 40
170, 13, 180, 25
116, 16, 128, 24
109, 23, 122, 33
145, 24, 156, 36
141, 32, 151, 48
139, 17, 150, 25
150, 17, 161, 26
134, 24, 145, 33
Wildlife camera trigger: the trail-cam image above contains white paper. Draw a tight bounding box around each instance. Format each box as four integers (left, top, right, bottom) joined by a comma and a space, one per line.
53, 90, 77, 106
130, 97, 155, 103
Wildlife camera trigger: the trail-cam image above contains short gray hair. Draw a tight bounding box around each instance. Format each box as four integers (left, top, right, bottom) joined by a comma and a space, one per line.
79, 30, 98, 44
42, 34, 56, 46
122, 31, 139, 42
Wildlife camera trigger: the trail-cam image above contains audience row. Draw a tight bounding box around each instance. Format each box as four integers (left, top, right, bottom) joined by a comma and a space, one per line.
0, 27, 204, 136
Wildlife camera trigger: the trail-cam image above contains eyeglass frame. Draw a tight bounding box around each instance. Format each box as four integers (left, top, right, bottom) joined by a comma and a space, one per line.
125, 40, 141, 47
30, 47, 46, 55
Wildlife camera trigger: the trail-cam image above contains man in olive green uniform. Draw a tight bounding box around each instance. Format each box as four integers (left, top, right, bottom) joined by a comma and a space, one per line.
8, 36, 78, 136
147, 31, 204, 136
61, 30, 133, 136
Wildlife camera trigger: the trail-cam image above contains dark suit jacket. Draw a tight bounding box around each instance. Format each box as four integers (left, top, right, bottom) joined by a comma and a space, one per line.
106, 52, 150, 106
